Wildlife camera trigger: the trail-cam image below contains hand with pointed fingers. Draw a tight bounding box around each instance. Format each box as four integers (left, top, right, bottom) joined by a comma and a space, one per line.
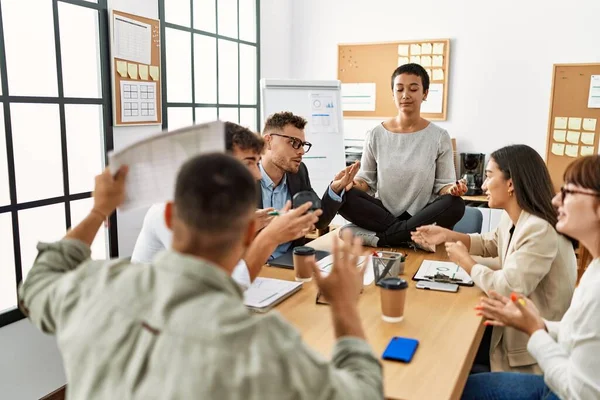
331, 161, 361, 194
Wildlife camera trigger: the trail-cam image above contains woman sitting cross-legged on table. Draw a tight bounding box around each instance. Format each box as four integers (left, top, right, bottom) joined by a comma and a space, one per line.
461, 155, 600, 400
412, 144, 577, 375
338, 63, 466, 248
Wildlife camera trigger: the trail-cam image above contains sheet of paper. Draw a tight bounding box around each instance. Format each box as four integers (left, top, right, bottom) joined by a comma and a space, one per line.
397, 56, 409, 66
120, 80, 158, 123
581, 132, 595, 145
420, 56, 432, 67
309, 93, 338, 133
566, 131, 580, 144
432, 55, 444, 67
139, 64, 149, 80
127, 63, 138, 79
317, 254, 374, 285
108, 120, 225, 211
410, 55, 421, 64
551, 143, 565, 156
421, 43, 433, 54
410, 43, 421, 55
243, 278, 302, 309
433, 69, 444, 81
116, 60, 128, 77
414, 260, 473, 285
113, 14, 152, 65
553, 130, 566, 142
397, 44, 409, 56
583, 118, 597, 131
565, 145, 579, 157
581, 146, 595, 156
568, 117, 582, 130
432, 43, 444, 54
421, 83, 443, 114
149, 65, 159, 81
341, 82, 376, 111
588, 75, 600, 108
554, 117, 568, 129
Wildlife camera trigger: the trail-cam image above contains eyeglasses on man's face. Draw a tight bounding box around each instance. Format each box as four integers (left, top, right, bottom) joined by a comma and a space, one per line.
270, 133, 312, 153
560, 186, 600, 203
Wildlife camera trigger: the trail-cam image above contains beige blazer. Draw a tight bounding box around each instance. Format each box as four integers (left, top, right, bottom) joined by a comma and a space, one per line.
469, 210, 577, 374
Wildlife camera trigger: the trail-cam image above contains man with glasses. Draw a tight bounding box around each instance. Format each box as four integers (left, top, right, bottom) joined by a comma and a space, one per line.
260, 112, 360, 259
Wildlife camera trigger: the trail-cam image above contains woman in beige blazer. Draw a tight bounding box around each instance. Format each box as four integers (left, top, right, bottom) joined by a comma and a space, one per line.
412, 144, 577, 374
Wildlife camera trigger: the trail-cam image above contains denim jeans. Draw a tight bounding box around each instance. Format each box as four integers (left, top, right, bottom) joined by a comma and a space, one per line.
462, 372, 560, 400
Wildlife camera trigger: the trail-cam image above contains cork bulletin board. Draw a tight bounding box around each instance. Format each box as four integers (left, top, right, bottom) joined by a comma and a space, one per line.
338, 39, 450, 120
545, 64, 600, 192
111, 10, 162, 126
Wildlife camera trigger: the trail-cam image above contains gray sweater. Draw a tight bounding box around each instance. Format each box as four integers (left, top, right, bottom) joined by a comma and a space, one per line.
356, 122, 456, 217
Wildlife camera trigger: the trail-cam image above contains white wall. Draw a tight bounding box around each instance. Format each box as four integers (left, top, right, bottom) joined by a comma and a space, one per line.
289, 0, 600, 156
260, 0, 293, 80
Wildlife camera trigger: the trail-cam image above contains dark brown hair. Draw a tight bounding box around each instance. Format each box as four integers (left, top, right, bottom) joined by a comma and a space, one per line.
391, 63, 430, 92
262, 111, 307, 135
225, 121, 264, 155
563, 155, 600, 192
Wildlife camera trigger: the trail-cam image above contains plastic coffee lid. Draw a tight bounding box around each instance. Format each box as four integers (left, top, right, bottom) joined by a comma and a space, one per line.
377, 277, 408, 290
293, 246, 316, 256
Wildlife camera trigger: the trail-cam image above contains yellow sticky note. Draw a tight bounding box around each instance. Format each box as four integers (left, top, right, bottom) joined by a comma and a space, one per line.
433, 69, 444, 81
398, 45, 409, 56
553, 130, 566, 142
426, 69, 433, 79
410, 44, 421, 55
421, 56, 432, 67
139, 64, 149, 80
581, 146, 595, 156
568, 117, 582, 130
397, 56, 409, 67
127, 63, 138, 79
421, 43, 433, 54
432, 56, 444, 67
583, 118, 597, 132
551, 143, 565, 156
554, 117, 568, 129
581, 132, 595, 145
565, 145, 579, 157
432, 43, 444, 54
566, 131, 580, 144
116, 60, 128, 78
149, 65, 159, 81
410, 55, 421, 64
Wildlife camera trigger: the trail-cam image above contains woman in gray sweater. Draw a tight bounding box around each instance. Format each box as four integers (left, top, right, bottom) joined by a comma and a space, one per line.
339, 63, 466, 248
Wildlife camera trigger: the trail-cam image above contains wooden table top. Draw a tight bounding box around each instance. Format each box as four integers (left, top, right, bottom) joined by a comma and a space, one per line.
259, 232, 485, 400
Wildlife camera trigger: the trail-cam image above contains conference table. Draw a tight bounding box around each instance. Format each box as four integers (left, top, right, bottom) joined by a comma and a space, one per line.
259, 231, 486, 400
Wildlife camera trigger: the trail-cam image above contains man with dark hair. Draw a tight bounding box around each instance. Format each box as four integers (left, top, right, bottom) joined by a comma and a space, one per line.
19, 154, 383, 399
132, 121, 315, 287
260, 111, 360, 259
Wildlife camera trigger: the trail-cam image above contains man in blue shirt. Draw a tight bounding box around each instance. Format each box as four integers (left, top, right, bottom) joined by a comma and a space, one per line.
259, 111, 360, 259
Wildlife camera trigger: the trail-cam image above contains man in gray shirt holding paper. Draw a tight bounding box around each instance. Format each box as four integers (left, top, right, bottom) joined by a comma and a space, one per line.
18, 153, 383, 399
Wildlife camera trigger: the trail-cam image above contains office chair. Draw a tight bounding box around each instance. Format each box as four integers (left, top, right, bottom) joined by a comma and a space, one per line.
453, 207, 483, 234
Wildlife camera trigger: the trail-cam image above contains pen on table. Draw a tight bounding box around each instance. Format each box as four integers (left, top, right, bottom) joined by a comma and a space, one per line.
267, 210, 288, 216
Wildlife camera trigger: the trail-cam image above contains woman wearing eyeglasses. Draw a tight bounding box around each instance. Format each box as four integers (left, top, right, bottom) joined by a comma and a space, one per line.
460, 155, 600, 400
338, 63, 466, 248
412, 144, 577, 374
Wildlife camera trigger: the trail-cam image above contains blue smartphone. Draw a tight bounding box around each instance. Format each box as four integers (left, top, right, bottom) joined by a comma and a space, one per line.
382, 336, 419, 363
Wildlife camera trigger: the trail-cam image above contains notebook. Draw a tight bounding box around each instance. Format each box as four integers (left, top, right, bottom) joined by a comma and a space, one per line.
243, 277, 303, 312
412, 260, 474, 286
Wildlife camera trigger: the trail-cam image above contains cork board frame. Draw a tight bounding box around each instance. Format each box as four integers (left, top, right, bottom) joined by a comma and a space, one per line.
545, 63, 600, 192
338, 39, 450, 120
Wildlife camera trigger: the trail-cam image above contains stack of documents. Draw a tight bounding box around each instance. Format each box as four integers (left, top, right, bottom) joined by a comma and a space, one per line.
243, 278, 303, 312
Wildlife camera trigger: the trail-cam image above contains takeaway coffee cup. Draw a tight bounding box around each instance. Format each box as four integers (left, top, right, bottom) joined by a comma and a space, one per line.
293, 246, 316, 282
377, 277, 409, 323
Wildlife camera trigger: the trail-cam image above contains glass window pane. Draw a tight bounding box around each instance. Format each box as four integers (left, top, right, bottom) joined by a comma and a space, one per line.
194, 34, 217, 104
66, 105, 104, 194
58, 2, 101, 98
0, 108, 10, 207
240, 108, 257, 131
195, 107, 217, 124
217, 40, 238, 104
217, 0, 238, 39
165, 0, 191, 27
168, 107, 193, 130
193, 0, 216, 33
239, 44, 256, 105
166, 28, 192, 103
0, 212, 16, 313
219, 107, 238, 123
12, 104, 63, 203
70, 198, 107, 260
2, 0, 57, 96
19, 204, 66, 280
238, 0, 256, 43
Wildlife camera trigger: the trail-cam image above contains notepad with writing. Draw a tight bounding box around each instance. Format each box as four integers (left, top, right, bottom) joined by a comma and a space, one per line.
413, 260, 474, 286
243, 278, 303, 312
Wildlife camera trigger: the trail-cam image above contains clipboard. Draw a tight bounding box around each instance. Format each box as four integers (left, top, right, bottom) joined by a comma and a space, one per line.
412, 260, 474, 287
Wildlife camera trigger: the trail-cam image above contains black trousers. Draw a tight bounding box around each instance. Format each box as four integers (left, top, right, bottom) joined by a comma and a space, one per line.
338, 189, 465, 247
